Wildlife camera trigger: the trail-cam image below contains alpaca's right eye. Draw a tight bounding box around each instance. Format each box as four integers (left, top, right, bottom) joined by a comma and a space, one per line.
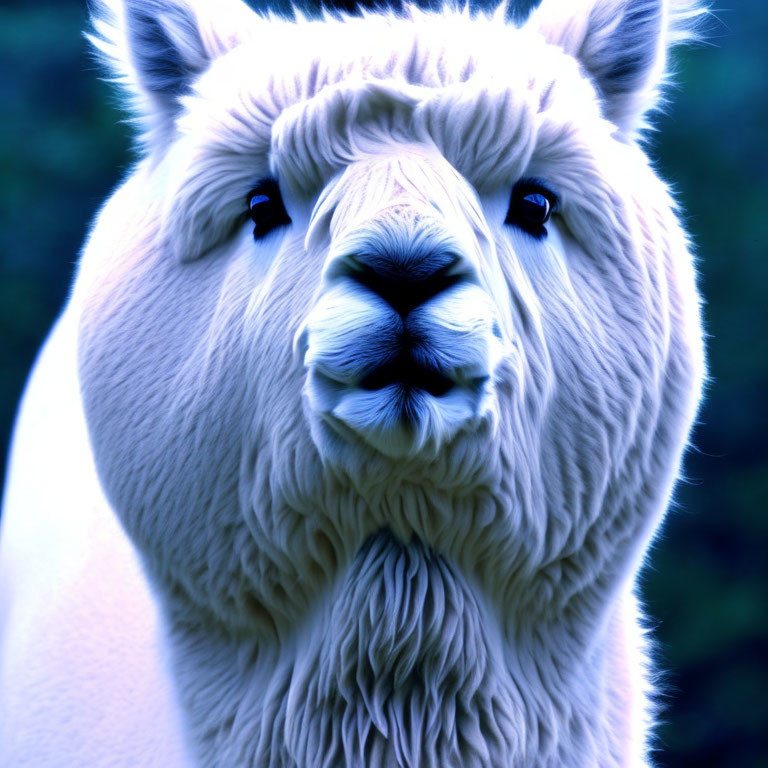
247, 178, 291, 240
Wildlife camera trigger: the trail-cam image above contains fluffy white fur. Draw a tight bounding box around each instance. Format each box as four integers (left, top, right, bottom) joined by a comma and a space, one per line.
0, 0, 706, 765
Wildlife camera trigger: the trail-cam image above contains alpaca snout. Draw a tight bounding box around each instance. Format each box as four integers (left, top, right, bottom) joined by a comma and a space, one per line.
302, 274, 501, 458
299, 202, 502, 457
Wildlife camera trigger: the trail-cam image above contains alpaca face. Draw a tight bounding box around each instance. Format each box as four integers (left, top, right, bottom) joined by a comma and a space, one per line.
80, 0, 704, 627
77, 0, 704, 762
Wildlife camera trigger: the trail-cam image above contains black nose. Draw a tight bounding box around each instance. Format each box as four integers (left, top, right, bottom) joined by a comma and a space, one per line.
340, 250, 465, 318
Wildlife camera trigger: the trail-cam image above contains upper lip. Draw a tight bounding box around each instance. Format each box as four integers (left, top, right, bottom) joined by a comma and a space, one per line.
305, 315, 493, 396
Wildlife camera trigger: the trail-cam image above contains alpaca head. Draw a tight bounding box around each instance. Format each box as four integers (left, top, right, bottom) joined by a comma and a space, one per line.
77, 1, 705, 758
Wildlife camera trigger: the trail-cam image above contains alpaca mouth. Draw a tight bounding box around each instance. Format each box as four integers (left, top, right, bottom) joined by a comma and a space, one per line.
311, 325, 489, 407
359, 355, 455, 398
302, 280, 500, 458
305, 363, 492, 459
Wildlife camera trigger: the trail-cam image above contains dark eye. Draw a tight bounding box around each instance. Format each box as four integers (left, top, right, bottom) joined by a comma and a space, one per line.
504, 180, 557, 238
247, 178, 291, 240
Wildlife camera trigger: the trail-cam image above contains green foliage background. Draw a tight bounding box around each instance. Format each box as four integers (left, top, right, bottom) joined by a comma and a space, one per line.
1, 1, 765, 765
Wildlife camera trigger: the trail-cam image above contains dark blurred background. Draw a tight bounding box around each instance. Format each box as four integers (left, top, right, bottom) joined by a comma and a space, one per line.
1, 0, 766, 765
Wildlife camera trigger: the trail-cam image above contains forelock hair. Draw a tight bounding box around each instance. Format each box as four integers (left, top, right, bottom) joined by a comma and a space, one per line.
244, 0, 538, 22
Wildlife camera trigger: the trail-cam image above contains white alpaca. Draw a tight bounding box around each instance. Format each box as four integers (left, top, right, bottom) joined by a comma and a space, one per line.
0, 0, 706, 765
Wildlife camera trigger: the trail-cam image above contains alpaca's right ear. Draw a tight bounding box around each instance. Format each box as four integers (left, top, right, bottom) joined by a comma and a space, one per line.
89, 0, 255, 151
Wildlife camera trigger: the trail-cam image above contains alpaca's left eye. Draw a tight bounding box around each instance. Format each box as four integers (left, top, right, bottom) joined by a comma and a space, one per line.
247, 178, 291, 240
505, 180, 558, 238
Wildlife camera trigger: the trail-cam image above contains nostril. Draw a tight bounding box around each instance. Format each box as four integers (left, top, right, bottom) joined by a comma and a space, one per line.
342, 251, 465, 318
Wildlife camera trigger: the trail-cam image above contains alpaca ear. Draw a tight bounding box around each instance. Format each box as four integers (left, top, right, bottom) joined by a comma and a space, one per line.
527, 0, 704, 136
90, 0, 254, 150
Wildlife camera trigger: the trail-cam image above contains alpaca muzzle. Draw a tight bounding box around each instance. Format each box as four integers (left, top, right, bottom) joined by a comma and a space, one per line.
301, 209, 502, 459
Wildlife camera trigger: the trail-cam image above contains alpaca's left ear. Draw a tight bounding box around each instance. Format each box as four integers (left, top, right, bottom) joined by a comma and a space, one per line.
527, 0, 704, 136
